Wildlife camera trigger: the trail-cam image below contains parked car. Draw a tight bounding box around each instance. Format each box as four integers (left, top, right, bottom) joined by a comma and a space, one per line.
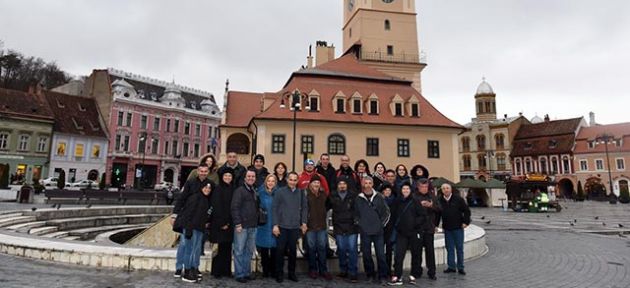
154, 181, 173, 190
40, 177, 58, 186
68, 179, 98, 188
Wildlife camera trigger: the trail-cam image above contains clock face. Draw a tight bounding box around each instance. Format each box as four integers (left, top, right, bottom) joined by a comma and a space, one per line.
348, 0, 355, 11
383, 0, 394, 3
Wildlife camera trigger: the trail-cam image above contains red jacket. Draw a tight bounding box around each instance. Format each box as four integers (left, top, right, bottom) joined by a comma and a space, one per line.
298, 171, 330, 196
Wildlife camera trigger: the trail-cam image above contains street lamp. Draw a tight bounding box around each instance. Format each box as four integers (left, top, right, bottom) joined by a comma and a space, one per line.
596, 133, 615, 200
138, 132, 147, 190
280, 89, 310, 172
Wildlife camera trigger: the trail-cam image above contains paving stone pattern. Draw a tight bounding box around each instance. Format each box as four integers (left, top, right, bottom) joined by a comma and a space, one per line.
0, 201, 629, 288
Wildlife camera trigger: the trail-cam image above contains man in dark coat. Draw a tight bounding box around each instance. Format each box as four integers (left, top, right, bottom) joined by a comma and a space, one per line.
354, 176, 390, 284
437, 183, 471, 275
248, 154, 269, 189
329, 176, 359, 283
336, 155, 360, 192
316, 153, 337, 191
220, 151, 247, 187
230, 169, 258, 282
415, 179, 440, 280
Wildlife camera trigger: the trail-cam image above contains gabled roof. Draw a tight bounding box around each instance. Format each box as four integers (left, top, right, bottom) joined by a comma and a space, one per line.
0, 87, 54, 122
574, 122, 630, 154
514, 117, 583, 140
43, 91, 107, 138
222, 91, 264, 128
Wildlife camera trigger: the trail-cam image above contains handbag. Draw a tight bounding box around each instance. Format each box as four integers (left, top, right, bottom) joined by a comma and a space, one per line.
257, 193, 268, 226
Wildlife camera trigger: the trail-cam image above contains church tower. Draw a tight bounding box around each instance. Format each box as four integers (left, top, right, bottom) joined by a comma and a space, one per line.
342, 0, 426, 91
475, 78, 497, 121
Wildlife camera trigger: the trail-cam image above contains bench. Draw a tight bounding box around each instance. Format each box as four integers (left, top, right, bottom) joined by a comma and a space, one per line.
44, 189, 84, 204
83, 189, 121, 204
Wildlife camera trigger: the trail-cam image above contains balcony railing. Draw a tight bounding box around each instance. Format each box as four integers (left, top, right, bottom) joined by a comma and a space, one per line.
359, 51, 426, 65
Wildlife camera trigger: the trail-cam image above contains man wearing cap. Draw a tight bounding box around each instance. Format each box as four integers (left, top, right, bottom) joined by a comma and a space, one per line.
298, 159, 330, 196
329, 176, 359, 283
248, 154, 269, 189
305, 174, 332, 281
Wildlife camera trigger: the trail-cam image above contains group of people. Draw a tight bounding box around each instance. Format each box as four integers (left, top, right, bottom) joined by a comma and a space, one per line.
170, 151, 472, 285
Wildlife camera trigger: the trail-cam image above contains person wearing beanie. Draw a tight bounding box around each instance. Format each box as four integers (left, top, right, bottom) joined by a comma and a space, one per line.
248, 154, 269, 189
298, 159, 330, 195
329, 176, 359, 282
209, 166, 236, 279
305, 174, 332, 280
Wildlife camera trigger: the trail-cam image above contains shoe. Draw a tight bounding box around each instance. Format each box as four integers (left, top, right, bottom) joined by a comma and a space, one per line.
194, 268, 202, 281
443, 268, 456, 273
235, 277, 248, 283
349, 275, 359, 283
387, 276, 402, 286
337, 272, 348, 278
182, 270, 197, 283
458, 269, 466, 275
288, 274, 299, 282
322, 272, 333, 281
308, 271, 318, 279
408, 275, 416, 284
173, 269, 182, 278
428, 275, 437, 280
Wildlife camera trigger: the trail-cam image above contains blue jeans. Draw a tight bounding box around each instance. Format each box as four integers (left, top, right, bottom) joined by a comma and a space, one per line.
444, 228, 465, 270
181, 229, 204, 270
361, 233, 387, 278
335, 234, 358, 276
306, 230, 328, 274
175, 233, 185, 270
233, 227, 257, 279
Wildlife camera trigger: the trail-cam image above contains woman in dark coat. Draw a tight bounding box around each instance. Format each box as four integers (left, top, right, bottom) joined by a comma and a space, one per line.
394, 164, 410, 191
209, 166, 236, 278
273, 162, 288, 188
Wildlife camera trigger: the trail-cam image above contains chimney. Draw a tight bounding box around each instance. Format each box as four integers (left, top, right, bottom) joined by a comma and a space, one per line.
589, 111, 596, 126
315, 41, 335, 66
544, 114, 550, 122
306, 45, 314, 69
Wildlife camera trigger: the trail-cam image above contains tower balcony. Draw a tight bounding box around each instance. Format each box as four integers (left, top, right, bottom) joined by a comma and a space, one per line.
359, 51, 427, 65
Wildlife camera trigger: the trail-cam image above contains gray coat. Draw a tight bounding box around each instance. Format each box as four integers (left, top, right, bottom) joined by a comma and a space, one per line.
354, 190, 391, 236
231, 184, 258, 229
272, 186, 308, 230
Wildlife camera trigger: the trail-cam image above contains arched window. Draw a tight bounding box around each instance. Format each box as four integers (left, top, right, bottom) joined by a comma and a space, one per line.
226, 133, 250, 155
540, 158, 547, 174
551, 156, 559, 175
328, 134, 346, 155
525, 158, 532, 173
463, 155, 471, 171
477, 135, 486, 151
384, 19, 391, 30
515, 159, 522, 175
477, 154, 487, 170
496, 153, 506, 171
495, 133, 505, 149
562, 156, 571, 174
462, 137, 470, 152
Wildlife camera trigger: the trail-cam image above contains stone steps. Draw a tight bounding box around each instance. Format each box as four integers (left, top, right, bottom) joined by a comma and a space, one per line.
67, 224, 149, 240
62, 236, 80, 241
0, 212, 24, 220
0, 216, 38, 228
6, 221, 46, 232
24, 206, 172, 221
45, 214, 165, 231
42, 231, 69, 238
29, 226, 59, 236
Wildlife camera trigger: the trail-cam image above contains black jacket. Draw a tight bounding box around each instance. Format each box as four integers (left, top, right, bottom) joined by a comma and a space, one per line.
414, 192, 441, 234
437, 194, 471, 231
178, 190, 211, 232
337, 166, 360, 192
354, 190, 391, 236
316, 164, 338, 191
173, 177, 212, 216
393, 196, 427, 237
329, 190, 359, 236
209, 182, 235, 243
248, 166, 270, 190
231, 184, 258, 229
221, 162, 247, 187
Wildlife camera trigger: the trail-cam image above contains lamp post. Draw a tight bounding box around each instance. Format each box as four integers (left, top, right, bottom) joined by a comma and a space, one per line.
596, 133, 615, 199
280, 89, 310, 172
139, 132, 147, 190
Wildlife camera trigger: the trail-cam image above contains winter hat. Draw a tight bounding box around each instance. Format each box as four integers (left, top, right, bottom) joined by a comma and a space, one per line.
304, 159, 315, 166
337, 175, 350, 185
253, 154, 265, 164
310, 174, 322, 184
218, 166, 235, 178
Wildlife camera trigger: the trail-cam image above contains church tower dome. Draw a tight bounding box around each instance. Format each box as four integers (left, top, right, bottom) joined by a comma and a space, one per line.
475, 77, 497, 121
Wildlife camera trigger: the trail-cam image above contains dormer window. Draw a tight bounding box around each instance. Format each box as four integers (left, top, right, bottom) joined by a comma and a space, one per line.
548, 139, 558, 149
336, 99, 345, 113
525, 142, 533, 150
395, 103, 403, 116
410, 103, 419, 117
77, 103, 86, 112
56, 98, 65, 108
369, 99, 379, 115
352, 98, 362, 113
72, 117, 83, 130
588, 141, 595, 149
308, 90, 320, 112
191, 102, 197, 110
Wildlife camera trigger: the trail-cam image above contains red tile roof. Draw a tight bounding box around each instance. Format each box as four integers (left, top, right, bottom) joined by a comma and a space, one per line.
511, 118, 584, 157
0, 87, 54, 122
43, 90, 107, 138
222, 91, 264, 127
574, 122, 630, 154
227, 54, 461, 129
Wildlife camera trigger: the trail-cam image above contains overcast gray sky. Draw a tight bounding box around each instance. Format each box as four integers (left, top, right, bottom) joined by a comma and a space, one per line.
1, 0, 629, 125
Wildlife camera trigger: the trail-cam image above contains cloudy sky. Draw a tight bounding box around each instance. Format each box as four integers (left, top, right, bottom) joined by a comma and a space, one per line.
1, 0, 629, 125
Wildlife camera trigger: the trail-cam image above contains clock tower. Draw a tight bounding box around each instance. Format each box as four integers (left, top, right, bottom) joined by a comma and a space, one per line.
342, 0, 426, 91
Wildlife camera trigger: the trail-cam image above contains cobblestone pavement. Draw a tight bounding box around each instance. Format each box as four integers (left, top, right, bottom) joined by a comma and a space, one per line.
1, 201, 629, 288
